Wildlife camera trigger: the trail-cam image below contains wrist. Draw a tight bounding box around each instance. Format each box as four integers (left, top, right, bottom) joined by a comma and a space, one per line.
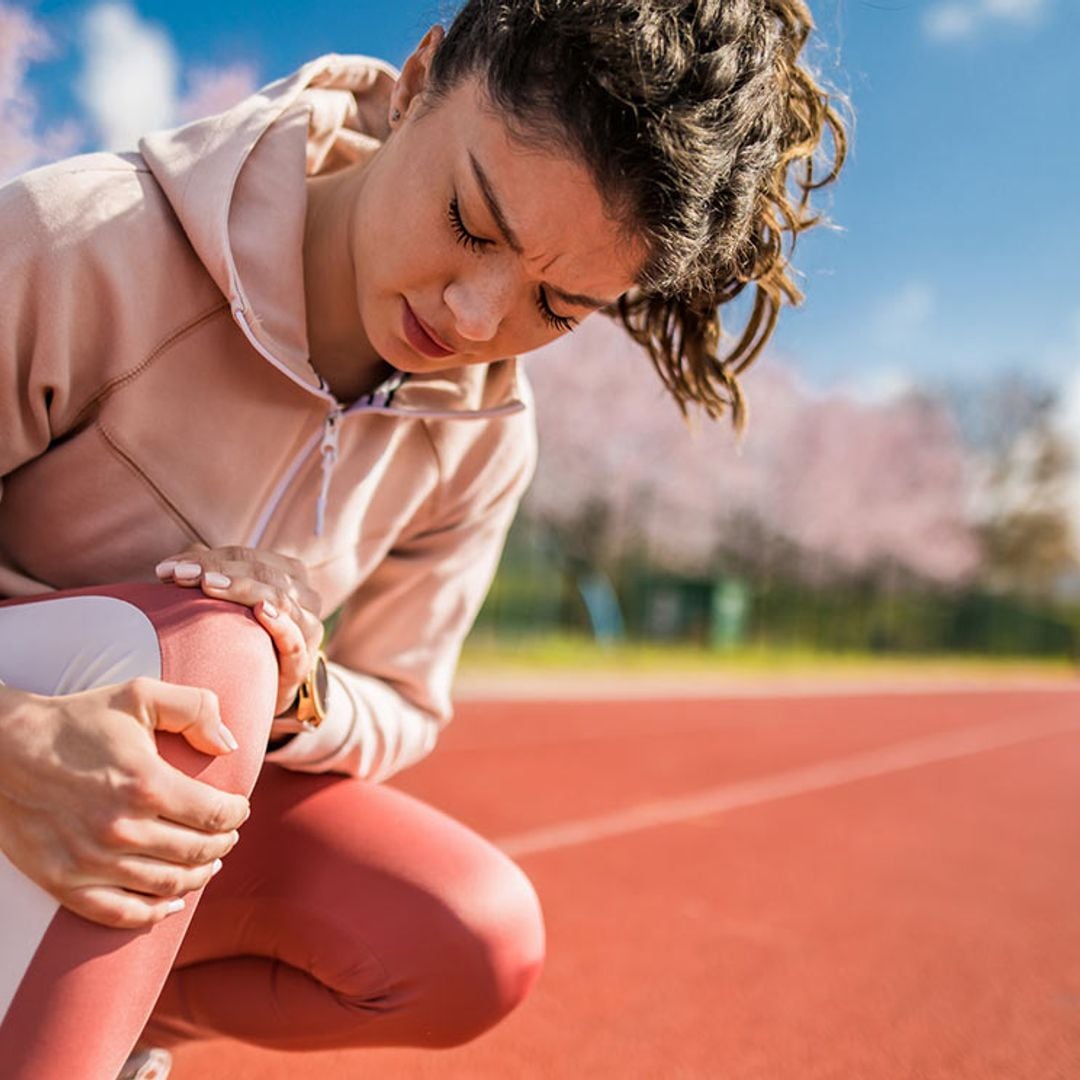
270, 652, 329, 735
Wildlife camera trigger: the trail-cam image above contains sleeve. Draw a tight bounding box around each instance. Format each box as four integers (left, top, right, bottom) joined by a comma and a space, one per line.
0, 161, 156, 483
0, 174, 95, 595
0, 178, 65, 480
264, 406, 538, 782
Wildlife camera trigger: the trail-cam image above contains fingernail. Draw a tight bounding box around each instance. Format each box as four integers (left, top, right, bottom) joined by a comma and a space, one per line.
155, 560, 177, 577
165, 898, 185, 915
218, 723, 240, 752
210, 858, 224, 876
203, 572, 231, 589
261, 601, 279, 619
173, 561, 202, 579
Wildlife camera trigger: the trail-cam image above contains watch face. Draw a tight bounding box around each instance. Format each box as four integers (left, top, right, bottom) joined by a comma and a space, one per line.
313, 654, 330, 714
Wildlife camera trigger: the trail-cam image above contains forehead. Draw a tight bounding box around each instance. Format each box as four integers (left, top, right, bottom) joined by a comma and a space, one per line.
426, 77, 644, 298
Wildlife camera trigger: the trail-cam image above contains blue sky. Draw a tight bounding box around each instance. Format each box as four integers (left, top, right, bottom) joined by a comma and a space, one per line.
15, 0, 1080, 398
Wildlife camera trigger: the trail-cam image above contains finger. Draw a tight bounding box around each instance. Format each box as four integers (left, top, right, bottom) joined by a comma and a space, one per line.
150, 760, 250, 834
66, 885, 190, 930
103, 851, 225, 898
202, 573, 321, 656
125, 677, 239, 755
217, 546, 310, 582
155, 544, 209, 580
171, 560, 207, 586
116, 818, 240, 868
211, 561, 323, 625
253, 601, 310, 714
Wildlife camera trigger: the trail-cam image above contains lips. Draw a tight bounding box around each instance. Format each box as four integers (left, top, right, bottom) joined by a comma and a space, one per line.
402, 299, 456, 359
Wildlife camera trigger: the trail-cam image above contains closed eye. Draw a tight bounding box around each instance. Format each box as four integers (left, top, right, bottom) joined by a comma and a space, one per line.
448, 196, 491, 253
537, 290, 577, 333
448, 194, 577, 334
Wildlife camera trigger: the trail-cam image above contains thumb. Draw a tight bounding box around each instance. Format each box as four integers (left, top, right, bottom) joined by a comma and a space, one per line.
131, 677, 240, 756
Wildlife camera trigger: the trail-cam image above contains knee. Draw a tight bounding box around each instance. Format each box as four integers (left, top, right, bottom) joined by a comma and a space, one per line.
424, 854, 546, 1048
151, 593, 278, 789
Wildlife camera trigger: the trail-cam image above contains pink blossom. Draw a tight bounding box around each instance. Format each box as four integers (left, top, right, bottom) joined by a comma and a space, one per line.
178, 63, 259, 123
0, 4, 81, 182
523, 315, 980, 585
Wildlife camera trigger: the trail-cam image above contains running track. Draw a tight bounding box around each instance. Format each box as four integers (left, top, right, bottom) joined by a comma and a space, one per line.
174, 681, 1080, 1078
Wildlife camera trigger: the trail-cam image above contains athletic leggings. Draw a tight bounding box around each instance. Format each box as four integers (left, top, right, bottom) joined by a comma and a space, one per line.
0, 584, 545, 1079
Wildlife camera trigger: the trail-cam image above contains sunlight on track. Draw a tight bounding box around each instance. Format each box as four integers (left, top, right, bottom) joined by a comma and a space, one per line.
495, 712, 1080, 858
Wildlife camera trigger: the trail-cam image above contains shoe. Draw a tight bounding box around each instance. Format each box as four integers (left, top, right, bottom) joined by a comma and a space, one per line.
117, 1047, 172, 1080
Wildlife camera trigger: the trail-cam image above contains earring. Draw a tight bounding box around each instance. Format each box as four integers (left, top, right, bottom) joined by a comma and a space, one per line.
390, 108, 402, 123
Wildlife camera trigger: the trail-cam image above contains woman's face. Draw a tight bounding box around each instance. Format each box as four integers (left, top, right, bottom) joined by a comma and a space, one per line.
348, 31, 644, 375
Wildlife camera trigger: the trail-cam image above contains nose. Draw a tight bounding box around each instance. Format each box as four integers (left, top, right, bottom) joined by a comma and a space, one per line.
443, 268, 512, 343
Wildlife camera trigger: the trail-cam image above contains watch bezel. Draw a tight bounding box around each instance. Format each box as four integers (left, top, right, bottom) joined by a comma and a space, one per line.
295, 651, 329, 729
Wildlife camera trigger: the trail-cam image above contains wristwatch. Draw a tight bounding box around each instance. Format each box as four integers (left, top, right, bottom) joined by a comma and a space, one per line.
272, 651, 330, 734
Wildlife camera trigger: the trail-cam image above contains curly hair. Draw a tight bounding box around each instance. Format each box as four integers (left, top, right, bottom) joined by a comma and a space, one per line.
427, 0, 848, 427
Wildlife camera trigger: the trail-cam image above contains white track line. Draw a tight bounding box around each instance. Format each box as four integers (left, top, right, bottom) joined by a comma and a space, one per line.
495, 715, 1080, 858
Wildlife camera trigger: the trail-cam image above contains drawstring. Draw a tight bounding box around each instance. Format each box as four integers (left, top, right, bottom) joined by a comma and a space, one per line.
314, 405, 342, 536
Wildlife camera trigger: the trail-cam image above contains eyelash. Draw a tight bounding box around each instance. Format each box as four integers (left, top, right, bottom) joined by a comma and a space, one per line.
447, 196, 577, 334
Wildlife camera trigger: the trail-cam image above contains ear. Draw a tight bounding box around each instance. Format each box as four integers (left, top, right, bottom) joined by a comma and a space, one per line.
388, 25, 445, 126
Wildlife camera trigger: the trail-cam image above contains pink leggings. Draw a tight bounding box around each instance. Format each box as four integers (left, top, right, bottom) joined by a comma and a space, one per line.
0, 584, 544, 1079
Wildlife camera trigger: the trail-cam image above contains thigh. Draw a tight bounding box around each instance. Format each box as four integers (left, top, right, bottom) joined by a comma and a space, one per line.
174, 765, 546, 1049
0, 592, 163, 696
0, 583, 277, 1078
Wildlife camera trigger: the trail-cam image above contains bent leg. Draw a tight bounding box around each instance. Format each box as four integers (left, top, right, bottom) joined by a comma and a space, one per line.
0, 584, 277, 1079
144, 768, 546, 1051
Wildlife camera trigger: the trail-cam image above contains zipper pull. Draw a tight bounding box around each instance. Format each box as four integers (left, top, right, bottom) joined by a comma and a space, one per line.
314, 405, 343, 537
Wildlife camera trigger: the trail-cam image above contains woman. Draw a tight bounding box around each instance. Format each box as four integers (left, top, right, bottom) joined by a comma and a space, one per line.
0, 1, 845, 1076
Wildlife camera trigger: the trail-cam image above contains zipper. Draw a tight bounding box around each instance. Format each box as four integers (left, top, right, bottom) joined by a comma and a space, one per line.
314, 403, 344, 537
231, 298, 522, 544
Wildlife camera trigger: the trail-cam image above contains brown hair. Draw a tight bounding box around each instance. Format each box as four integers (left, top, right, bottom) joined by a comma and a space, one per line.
429, 0, 847, 426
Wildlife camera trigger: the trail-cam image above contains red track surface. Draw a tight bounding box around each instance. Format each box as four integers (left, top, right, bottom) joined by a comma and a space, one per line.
173, 686, 1080, 1078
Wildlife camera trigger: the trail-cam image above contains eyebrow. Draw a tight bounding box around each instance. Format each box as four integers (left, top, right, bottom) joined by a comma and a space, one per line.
468, 151, 618, 311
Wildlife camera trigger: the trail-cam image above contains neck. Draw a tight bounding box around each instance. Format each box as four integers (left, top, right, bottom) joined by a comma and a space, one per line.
303, 165, 391, 402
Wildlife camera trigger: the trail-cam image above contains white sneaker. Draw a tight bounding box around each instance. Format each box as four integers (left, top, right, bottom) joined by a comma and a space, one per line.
117, 1047, 172, 1080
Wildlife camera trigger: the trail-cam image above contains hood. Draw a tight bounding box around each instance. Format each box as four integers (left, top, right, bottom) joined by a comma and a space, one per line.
139, 54, 524, 417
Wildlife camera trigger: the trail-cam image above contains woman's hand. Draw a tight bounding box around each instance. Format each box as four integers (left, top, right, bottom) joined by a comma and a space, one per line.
0, 681, 249, 930
154, 545, 324, 717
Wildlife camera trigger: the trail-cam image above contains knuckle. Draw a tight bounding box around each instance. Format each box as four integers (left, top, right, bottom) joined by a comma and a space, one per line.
152, 871, 183, 896
95, 814, 131, 849
117, 907, 151, 930
199, 687, 220, 719
97, 902, 135, 930
123, 773, 159, 812
188, 839, 216, 865
126, 675, 154, 705
202, 801, 232, 833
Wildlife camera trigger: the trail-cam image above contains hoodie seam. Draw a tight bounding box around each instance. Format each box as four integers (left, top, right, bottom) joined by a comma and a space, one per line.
68, 302, 231, 430
95, 424, 210, 545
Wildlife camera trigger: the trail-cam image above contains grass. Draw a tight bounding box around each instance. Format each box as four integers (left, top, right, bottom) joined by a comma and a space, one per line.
459, 632, 1079, 681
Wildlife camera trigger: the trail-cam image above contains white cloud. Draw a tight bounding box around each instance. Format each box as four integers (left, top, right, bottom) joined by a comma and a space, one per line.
76, 2, 179, 151
983, 0, 1045, 18
869, 279, 936, 346
923, 0, 1049, 41
924, 3, 979, 40
838, 367, 918, 406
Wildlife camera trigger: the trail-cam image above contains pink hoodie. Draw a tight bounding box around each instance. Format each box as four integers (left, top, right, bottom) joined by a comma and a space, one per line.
0, 55, 536, 780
